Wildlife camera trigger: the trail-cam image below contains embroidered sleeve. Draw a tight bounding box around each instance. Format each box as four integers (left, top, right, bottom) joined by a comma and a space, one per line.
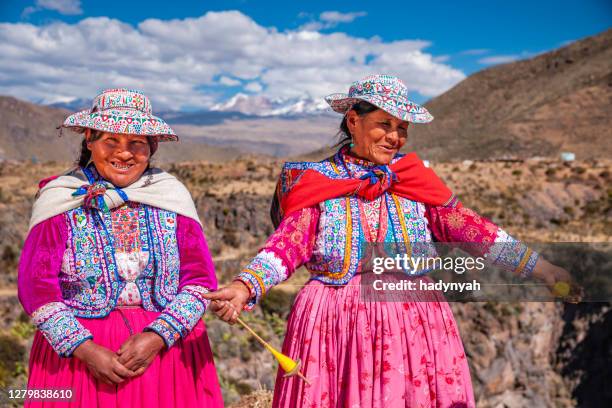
425, 203, 539, 278
145, 215, 217, 348
31, 302, 93, 357
145, 285, 210, 347
18, 215, 93, 357
236, 206, 320, 309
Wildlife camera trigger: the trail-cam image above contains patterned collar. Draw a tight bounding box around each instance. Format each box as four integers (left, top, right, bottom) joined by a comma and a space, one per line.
336, 145, 404, 178
343, 151, 377, 168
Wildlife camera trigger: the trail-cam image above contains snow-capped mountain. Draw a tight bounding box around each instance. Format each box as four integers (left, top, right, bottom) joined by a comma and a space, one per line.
45, 93, 331, 118
210, 93, 330, 116
46, 98, 90, 112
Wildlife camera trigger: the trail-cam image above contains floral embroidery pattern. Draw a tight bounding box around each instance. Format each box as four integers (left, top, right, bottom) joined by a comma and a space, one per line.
238, 208, 317, 308
111, 203, 141, 252
445, 211, 466, 230
112, 203, 149, 305
243, 152, 539, 298
427, 205, 539, 277
61, 203, 180, 316
62, 88, 177, 141
325, 74, 434, 123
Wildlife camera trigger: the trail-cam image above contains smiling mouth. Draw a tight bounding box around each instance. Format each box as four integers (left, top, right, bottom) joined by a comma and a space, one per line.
110, 161, 134, 171
378, 145, 396, 153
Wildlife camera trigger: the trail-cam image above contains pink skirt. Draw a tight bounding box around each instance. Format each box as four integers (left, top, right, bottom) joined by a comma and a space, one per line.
25, 307, 223, 408
272, 275, 475, 408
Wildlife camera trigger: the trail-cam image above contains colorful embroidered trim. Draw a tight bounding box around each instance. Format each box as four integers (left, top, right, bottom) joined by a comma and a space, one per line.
145, 286, 209, 348
145, 319, 180, 348
61, 200, 179, 317
63, 88, 178, 141
325, 74, 434, 123
31, 302, 93, 357
486, 229, 539, 278
237, 250, 289, 306
516, 248, 539, 278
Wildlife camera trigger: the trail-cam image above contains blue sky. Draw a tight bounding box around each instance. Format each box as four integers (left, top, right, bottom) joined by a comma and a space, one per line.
0, 0, 609, 111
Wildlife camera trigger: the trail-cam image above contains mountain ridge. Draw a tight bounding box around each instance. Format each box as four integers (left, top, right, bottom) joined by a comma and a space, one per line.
0, 95, 239, 163
1, 29, 610, 162
404, 29, 612, 160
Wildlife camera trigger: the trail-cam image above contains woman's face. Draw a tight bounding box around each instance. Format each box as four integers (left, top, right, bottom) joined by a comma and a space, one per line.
87, 130, 151, 187
346, 108, 408, 165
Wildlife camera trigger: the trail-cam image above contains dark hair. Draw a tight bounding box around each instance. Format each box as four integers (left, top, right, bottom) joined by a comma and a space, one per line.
76, 130, 103, 168
76, 130, 157, 168
337, 100, 379, 147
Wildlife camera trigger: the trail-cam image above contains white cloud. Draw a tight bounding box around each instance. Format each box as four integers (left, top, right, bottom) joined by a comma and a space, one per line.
300, 10, 367, 31
244, 82, 263, 93
320, 11, 367, 24
22, 7, 37, 17
299, 21, 326, 31
477, 53, 532, 65
218, 76, 241, 86
0, 11, 465, 110
478, 55, 520, 64
460, 48, 490, 56
433, 55, 450, 63
23, 0, 83, 17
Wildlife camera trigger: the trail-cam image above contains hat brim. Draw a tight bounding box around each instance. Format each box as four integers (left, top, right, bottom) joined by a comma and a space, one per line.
324, 93, 433, 124
62, 108, 178, 142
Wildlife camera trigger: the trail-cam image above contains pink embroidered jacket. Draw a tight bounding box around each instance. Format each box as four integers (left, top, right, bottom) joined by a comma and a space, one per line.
236, 155, 538, 307
18, 207, 217, 357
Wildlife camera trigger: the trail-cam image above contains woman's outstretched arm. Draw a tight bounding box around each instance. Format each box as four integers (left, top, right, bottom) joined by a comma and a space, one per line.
203, 206, 320, 322
425, 202, 578, 300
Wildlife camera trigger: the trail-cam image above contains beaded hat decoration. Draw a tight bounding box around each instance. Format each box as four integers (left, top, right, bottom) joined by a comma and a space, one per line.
62, 88, 178, 141
325, 74, 433, 123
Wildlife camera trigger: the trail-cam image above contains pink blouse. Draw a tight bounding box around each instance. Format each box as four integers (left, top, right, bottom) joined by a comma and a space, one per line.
18, 211, 216, 355
237, 203, 538, 307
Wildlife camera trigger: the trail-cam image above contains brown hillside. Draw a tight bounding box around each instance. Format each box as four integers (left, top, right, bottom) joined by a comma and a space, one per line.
0, 96, 76, 162
0, 96, 238, 163
405, 29, 612, 160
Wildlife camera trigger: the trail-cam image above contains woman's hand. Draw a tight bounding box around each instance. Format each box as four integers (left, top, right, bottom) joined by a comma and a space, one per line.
73, 340, 135, 385
531, 258, 583, 303
117, 332, 165, 375
202, 280, 252, 324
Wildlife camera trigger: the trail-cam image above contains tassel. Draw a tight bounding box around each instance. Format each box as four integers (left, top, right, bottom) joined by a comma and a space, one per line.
235, 316, 310, 385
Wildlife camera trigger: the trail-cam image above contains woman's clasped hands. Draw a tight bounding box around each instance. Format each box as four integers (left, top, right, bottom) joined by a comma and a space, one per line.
73, 332, 165, 385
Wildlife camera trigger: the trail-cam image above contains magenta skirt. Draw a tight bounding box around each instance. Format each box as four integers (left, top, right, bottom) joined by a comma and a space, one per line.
25, 307, 223, 407
272, 275, 475, 408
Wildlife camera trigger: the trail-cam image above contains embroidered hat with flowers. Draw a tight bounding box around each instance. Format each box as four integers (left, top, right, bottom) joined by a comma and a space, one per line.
62, 88, 177, 141
325, 74, 433, 123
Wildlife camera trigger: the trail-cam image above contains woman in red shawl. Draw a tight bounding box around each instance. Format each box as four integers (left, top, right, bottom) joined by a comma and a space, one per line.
204, 75, 576, 408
